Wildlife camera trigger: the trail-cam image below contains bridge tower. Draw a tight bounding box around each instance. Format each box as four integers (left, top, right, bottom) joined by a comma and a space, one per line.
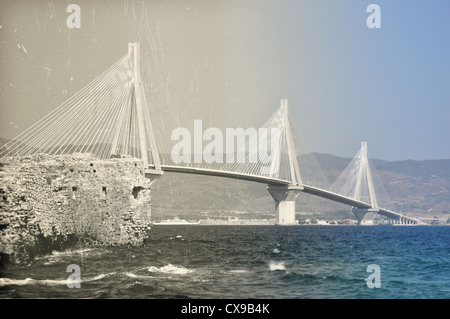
125, 42, 163, 179
351, 141, 379, 225
267, 99, 303, 225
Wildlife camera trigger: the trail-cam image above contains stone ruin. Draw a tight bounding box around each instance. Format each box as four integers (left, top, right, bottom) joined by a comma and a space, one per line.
0, 153, 152, 265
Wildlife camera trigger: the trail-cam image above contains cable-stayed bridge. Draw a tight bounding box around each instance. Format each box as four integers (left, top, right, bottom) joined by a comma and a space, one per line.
0, 42, 421, 225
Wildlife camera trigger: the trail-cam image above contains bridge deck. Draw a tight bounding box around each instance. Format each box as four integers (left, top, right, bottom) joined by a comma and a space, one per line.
152, 165, 292, 186
148, 165, 419, 223
301, 185, 372, 209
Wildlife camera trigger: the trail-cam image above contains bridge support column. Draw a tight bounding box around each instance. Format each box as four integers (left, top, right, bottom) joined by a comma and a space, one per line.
144, 168, 164, 185
352, 208, 379, 225
267, 185, 302, 225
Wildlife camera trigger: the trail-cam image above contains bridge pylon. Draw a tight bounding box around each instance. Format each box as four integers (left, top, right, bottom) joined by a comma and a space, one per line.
125, 42, 163, 180
352, 141, 379, 225
267, 99, 303, 225
268, 185, 302, 225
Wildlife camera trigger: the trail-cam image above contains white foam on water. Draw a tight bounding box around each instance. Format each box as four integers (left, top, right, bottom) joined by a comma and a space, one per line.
228, 270, 249, 274
123, 272, 159, 280
0, 271, 116, 287
147, 264, 193, 275
39, 279, 69, 285
51, 248, 94, 257
36, 247, 106, 264
268, 261, 286, 271
85, 272, 116, 281
0, 277, 67, 287
0, 278, 35, 286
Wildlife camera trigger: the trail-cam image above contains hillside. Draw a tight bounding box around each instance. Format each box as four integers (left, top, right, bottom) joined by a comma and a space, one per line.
151, 153, 450, 220
1, 136, 448, 220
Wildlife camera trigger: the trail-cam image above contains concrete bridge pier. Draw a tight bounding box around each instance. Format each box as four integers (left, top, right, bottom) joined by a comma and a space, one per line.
352, 208, 379, 225
144, 167, 164, 185
267, 185, 302, 225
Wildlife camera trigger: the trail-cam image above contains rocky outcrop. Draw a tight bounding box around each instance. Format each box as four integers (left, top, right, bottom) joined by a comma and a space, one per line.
0, 153, 152, 265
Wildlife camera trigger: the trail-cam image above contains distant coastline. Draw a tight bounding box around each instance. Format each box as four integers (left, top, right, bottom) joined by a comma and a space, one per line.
151, 216, 449, 226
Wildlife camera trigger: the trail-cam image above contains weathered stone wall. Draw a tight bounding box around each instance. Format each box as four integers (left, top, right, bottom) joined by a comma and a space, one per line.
0, 153, 152, 265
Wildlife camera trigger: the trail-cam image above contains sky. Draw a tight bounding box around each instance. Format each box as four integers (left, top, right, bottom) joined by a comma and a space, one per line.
0, 0, 449, 161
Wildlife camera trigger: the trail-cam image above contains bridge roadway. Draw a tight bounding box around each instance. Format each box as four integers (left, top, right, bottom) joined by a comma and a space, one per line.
147, 165, 419, 223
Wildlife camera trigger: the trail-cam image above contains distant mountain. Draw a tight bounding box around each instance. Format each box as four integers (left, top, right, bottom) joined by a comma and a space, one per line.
1, 139, 448, 220
377, 159, 450, 179
151, 153, 450, 220
303, 152, 356, 171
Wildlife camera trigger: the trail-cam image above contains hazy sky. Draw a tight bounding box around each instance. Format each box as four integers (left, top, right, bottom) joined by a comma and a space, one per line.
1, 0, 449, 161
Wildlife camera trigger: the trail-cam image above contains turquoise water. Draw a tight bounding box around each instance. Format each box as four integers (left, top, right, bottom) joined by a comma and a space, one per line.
1, 225, 449, 299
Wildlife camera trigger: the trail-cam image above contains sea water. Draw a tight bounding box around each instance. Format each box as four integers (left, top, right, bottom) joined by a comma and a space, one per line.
1, 225, 449, 299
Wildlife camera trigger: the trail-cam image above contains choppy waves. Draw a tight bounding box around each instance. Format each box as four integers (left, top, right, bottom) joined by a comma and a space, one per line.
1, 226, 450, 298
0, 272, 116, 287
